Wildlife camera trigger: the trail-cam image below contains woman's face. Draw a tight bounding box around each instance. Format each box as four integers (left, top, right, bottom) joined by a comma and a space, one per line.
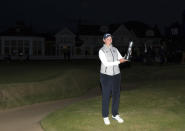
103, 36, 112, 46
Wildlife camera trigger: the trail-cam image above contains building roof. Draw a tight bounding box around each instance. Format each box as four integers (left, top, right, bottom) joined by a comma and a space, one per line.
0, 22, 42, 37
78, 21, 161, 38
78, 24, 104, 36
124, 21, 161, 37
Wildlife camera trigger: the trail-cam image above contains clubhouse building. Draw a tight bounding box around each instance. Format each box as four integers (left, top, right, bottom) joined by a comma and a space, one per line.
0, 21, 161, 60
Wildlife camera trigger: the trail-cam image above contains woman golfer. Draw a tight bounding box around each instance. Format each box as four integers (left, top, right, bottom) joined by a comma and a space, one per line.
99, 33, 128, 125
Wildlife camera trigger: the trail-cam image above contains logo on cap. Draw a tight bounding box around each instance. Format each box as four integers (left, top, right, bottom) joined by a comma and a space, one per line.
103, 33, 112, 39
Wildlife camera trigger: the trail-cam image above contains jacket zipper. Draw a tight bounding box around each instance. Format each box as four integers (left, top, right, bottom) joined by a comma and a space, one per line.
105, 67, 107, 73
110, 49, 115, 75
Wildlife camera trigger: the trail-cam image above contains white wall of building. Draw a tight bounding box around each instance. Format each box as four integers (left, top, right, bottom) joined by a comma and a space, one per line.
0, 36, 45, 60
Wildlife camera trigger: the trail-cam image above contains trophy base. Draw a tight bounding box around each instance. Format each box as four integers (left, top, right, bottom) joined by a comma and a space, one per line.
125, 59, 131, 62
125, 57, 132, 62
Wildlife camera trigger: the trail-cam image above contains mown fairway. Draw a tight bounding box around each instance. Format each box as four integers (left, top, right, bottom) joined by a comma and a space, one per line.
41, 64, 185, 131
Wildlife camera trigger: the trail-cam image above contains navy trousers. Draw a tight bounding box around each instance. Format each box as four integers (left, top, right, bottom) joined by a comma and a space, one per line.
100, 73, 121, 118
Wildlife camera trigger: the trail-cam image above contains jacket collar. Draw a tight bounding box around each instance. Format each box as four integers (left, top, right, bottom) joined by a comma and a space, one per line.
103, 44, 113, 49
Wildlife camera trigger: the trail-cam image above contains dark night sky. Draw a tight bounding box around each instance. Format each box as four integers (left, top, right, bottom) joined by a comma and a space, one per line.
0, 0, 185, 33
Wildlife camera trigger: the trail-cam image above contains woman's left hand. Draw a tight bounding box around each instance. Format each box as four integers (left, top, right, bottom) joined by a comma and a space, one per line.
119, 58, 128, 63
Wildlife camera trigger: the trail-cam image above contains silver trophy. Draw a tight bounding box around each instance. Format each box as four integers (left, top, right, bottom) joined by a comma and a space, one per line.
125, 41, 134, 61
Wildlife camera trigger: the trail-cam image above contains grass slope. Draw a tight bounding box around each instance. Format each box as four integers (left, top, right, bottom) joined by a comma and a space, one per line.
0, 61, 99, 109
41, 64, 185, 131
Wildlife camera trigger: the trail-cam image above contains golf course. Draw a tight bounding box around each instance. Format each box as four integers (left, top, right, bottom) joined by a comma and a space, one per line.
0, 61, 184, 131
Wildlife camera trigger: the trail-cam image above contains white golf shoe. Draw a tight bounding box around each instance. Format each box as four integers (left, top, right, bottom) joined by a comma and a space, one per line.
103, 117, 110, 125
112, 115, 124, 123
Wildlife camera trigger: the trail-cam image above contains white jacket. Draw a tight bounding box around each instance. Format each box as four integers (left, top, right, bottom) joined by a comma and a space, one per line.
99, 44, 123, 76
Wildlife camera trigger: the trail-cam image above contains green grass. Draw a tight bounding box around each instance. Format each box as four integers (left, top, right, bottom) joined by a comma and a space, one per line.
0, 60, 100, 109
0, 60, 99, 84
41, 64, 185, 131
0, 62, 63, 84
